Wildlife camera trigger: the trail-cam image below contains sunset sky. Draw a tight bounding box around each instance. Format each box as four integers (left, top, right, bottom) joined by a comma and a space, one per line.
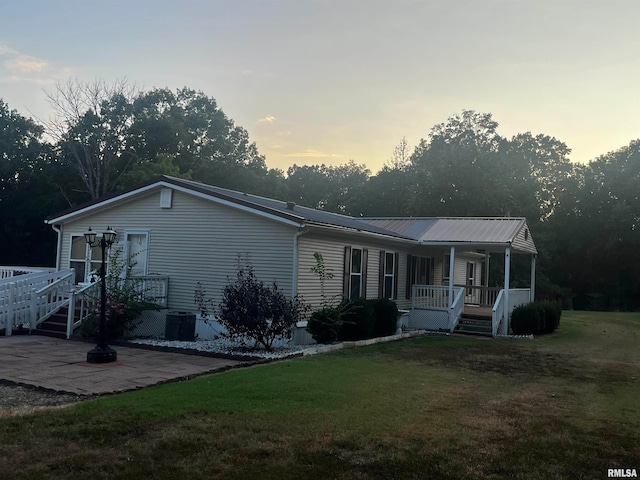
1, 0, 639, 173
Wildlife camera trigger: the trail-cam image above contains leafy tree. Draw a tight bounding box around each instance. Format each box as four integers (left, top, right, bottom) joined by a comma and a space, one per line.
0, 99, 62, 265
285, 160, 370, 214
46, 79, 141, 199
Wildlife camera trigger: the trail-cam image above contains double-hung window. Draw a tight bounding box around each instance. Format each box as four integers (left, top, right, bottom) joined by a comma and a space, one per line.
343, 246, 368, 299
379, 251, 399, 299
69, 234, 106, 284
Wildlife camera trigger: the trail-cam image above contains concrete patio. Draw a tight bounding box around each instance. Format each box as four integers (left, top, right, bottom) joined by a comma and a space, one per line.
0, 335, 247, 396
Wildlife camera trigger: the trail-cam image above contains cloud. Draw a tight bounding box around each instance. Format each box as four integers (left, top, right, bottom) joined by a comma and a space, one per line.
0, 44, 70, 85
6, 57, 49, 73
285, 149, 342, 158
258, 115, 276, 123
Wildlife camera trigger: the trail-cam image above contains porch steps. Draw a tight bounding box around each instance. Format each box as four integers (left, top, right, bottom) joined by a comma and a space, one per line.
455, 312, 492, 337
34, 310, 69, 339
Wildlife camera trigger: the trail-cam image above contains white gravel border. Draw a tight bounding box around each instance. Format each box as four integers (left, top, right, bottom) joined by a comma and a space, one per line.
131, 330, 435, 360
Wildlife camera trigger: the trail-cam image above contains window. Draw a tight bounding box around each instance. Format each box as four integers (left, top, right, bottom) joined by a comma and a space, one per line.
350, 248, 363, 298
343, 246, 368, 299
405, 255, 433, 298
466, 262, 475, 294
69, 234, 108, 284
443, 254, 451, 285
379, 251, 399, 299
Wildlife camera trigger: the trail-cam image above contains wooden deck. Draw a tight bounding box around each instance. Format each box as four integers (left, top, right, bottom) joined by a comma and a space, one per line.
463, 305, 492, 318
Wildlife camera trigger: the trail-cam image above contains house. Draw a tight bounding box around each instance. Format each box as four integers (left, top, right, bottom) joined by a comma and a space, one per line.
36, 175, 537, 339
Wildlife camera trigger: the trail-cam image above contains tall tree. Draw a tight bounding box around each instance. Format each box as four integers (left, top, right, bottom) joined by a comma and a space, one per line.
46, 79, 141, 200
408, 110, 538, 217
0, 99, 61, 265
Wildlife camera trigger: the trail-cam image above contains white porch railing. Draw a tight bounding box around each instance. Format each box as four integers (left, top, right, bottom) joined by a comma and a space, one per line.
454, 284, 501, 308
448, 286, 465, 332
65, 275, 169, 339
410, 285, 464, 331
32, 271, 75, 329
0, 266, 52, 280
0, 269, 75, 335
492, 288, 531, 336
411, 285, 451, 311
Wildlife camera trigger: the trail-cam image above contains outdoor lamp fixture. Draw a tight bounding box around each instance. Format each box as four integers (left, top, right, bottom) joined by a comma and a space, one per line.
83, 226, 118, 364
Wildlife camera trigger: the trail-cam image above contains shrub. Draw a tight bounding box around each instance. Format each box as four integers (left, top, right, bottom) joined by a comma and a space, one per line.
338, 298, 375, 341
371, 298, 399, 337
540, 300, 561, 333
81, 249, 159, 340
306, 306, 343, 344
510, 301, 562, 335
196, 261, 308, 351
510, 303, 540, 335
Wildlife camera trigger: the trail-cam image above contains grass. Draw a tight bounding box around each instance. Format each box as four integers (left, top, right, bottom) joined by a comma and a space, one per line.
0, 311, 638, 479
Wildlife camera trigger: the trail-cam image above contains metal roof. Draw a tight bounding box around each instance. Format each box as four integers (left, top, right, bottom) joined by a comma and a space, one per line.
363, 217, 536, 253
46, 176, 537, 253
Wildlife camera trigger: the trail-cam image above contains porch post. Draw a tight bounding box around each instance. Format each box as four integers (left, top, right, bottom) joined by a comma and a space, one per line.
448, 246, 455, 309
484, 252, 490, 305
530, 255, 536, 302
502, 247, 511, 335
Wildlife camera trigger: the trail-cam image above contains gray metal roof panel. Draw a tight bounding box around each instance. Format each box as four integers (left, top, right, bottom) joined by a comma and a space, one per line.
363, 217, 526, 244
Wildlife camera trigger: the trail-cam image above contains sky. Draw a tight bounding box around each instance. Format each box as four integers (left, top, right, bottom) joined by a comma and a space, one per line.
1, 0, 639, 174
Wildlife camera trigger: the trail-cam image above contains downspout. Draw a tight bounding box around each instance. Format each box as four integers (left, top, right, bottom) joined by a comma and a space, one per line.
291, 227, 307, 298
50, 223, 62, 271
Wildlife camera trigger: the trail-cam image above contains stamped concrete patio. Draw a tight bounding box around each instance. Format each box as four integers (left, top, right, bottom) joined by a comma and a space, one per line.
0, 335, 247, 396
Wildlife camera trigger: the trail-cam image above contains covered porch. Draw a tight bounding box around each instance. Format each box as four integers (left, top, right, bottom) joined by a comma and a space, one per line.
408, 243, 537, 337
364, 217, 539, 338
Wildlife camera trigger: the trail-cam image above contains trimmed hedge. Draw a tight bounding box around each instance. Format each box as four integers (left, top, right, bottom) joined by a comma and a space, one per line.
307, 297, 399, 344
339, 298, 375, 341
510, 301, 562, 335
371, 298, 399, 337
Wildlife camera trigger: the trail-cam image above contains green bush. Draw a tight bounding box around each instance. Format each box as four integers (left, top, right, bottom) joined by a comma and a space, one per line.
338, 298, 375, 341
306, 306, 343, 344
540, 301, 561, 333
371, 298, 399, 337
511, 301, 562, 335
510, 303, 541, 335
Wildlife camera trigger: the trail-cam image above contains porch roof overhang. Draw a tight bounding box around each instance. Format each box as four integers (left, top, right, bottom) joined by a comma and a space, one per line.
363, 217, 538, 255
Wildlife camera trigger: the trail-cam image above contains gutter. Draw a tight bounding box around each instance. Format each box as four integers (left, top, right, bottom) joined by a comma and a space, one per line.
49, 223, 62, 271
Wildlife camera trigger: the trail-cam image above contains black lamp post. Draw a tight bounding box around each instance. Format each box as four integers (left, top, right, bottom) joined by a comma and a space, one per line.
84, 226, 118, 364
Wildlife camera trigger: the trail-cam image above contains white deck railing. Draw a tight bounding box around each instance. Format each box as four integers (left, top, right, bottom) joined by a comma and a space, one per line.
0, 266, 52, 280
454, 284, 501, 308
66, 275, 169, 339
448, 286, 465, 332
492, 288, 531, 336
0, 269, 75, 335
411, 285, 451, 311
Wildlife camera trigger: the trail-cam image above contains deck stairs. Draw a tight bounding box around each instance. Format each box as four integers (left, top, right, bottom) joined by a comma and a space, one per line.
455, 311, 493, 336
34, 306, 75, 339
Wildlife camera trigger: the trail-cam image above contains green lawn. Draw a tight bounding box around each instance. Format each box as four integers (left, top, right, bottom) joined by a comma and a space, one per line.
1, 311, 638, 479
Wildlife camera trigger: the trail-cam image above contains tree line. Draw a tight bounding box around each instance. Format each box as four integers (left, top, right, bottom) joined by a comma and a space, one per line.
1, 81, 638, 310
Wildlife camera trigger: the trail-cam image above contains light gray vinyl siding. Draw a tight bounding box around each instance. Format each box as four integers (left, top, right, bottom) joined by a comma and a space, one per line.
510, 221, 538, 254
433, 251, 481, 287
296, 232, 412, 311
59, 188, 296, 312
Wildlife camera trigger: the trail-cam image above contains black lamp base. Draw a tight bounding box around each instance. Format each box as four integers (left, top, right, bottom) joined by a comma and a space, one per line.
87, 346, 118, 364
